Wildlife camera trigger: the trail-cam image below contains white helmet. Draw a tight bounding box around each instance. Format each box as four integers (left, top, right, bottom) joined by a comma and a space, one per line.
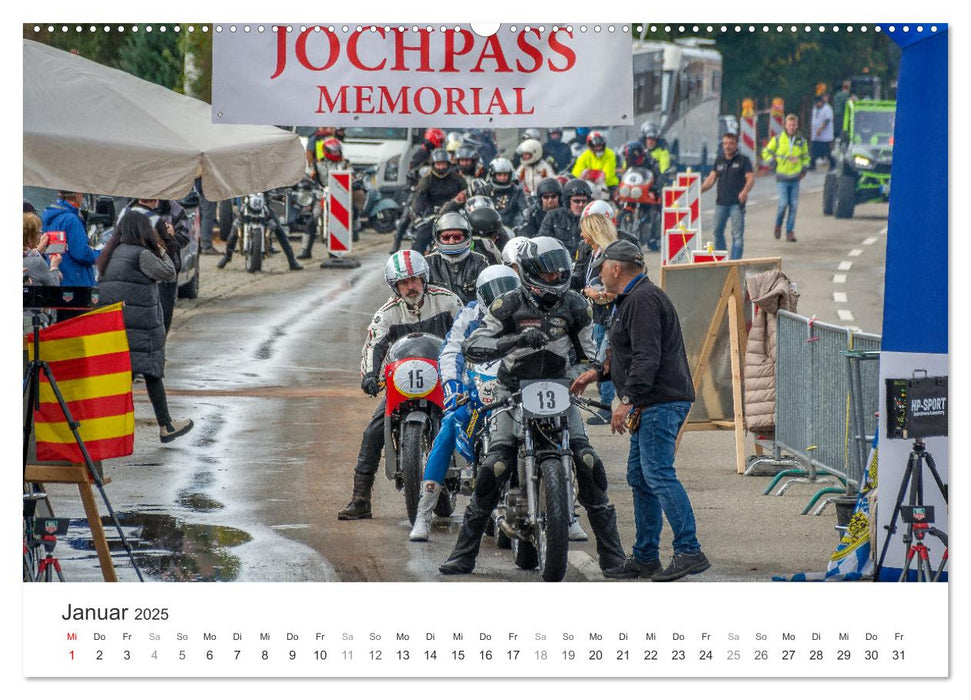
475, 265, 521, 307
384, 250, 429, 295
500, 236, 531, 269
522, 128, 543, 141
516, 138, 544, 164
581, 199, 616, 223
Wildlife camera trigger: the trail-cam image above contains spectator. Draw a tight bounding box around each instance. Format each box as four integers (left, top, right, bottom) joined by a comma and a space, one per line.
40, 191, 99, 288
761, 114, 810, 243
810, 94, 836, 172
833, 81, 852, 139
95, 211, 194, 444
196, 177, 221, 255
700, 131, 755, 260
23, 212, 61, 286
573, 240, 710, 582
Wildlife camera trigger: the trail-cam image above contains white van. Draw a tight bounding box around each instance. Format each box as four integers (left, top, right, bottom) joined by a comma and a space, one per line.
340, 127, 423, 205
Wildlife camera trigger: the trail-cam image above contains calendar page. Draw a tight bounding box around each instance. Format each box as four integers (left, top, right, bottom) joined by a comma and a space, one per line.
14, 1, 960, 696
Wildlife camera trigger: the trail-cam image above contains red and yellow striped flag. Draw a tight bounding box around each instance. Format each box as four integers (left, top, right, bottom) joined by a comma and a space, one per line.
25, 302, 135, 462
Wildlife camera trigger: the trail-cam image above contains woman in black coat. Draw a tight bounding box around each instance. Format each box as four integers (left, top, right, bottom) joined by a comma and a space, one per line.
96, 211, 194, 443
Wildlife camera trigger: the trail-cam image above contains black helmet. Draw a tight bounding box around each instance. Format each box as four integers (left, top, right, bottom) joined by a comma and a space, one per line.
468, 206, 503, 238
430, 148, 451, 178
518, 236, 573, 306
535, 177, 562, 202
561, 178, 593, 200
488, 157, 514, 190
433, 211, 472, 257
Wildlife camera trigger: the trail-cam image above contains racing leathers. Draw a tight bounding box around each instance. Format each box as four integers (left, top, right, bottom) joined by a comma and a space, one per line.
475, 181, 528, 229
438, 287, 627, 574
340, 285, 463, 519
425, 249, 489, 305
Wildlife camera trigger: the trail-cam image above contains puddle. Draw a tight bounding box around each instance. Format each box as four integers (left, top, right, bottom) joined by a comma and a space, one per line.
177, 490, 224, 511
69, 511, 252, 582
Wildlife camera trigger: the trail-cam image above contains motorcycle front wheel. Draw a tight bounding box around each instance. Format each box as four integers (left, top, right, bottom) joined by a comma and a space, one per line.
371, 208, 398, 234
247, 231, 263, 273
399, 422, 427, 525
538, 457, 570, 582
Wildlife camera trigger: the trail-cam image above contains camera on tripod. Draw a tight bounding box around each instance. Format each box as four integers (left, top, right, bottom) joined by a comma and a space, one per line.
885, 373, 948, 440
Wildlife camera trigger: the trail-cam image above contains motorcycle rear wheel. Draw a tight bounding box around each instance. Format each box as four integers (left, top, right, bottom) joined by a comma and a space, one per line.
400, 422, 427, 525
538, 458, 570, 582
247, 232, 263, 273
371, 209, 398, 234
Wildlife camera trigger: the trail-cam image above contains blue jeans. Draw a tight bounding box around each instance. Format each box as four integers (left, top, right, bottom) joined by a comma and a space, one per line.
422, 405, 470, 484
712, 204, 744, 260
592, 323, 615, 405
626, 401, 700, 562
775, 179, 800, 233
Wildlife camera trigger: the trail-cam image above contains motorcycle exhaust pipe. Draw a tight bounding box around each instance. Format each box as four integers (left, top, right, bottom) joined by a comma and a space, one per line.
495, 514, 519, 541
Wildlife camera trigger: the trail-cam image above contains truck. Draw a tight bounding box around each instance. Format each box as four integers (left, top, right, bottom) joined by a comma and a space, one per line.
823, 99, 896, 220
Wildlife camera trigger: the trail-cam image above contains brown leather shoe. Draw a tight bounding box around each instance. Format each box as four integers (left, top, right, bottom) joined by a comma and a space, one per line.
773, 226, 782, 239
786, 231, 797, 242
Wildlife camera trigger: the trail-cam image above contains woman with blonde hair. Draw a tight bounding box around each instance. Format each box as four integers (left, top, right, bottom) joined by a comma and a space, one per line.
23, 212, 61, 286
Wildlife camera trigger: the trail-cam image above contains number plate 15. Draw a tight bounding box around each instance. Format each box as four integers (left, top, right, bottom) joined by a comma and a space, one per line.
521, 381, 571, 417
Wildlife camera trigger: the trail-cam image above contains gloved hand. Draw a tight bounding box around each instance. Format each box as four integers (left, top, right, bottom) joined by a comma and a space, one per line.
518, 327, 548, 349
443, 380, 465, 411
361, 374, 381, 397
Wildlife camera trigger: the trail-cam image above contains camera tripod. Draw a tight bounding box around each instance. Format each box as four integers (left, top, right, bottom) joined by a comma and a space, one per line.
24, 308, 143, 582
874, 438, 948, 582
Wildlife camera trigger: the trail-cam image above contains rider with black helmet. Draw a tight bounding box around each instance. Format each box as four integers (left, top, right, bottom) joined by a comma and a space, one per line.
537, 178, 592, 256
425, 211, 489, 304
401, 148, 468, 255
466, 204, 509, 265
520, 176, 562, 238
438, 236, 629, 576
474, 157, 528, 230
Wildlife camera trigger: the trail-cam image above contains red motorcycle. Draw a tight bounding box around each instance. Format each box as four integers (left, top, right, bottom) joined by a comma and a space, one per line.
382, 332, 449, 524
615, 167, 662, 251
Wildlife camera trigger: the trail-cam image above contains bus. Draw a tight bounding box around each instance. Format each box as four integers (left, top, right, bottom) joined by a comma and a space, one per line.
606, 38, 722, 171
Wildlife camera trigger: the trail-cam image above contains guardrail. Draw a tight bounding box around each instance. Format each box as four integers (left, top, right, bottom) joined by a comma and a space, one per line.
745, 311, 881, 515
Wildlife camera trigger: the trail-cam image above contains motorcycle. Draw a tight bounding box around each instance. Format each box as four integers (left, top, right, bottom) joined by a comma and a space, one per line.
285, 177, 322, 235
579, 168, 611, 201
486, 348, 609, 582
615, 167, 662, 251
382, 332, 451, 524
356, 167, 402, 234
236, 192, 274, 273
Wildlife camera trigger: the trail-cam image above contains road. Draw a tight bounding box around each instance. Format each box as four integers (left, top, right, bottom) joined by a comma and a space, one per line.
43, 168, 888, 583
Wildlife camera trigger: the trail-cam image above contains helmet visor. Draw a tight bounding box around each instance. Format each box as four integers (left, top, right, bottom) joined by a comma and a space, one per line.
521, 247, 572, 286
477, 275, 520, 307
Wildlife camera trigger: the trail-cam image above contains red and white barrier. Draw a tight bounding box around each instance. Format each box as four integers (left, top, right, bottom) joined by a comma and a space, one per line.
691, 248, 728, 263
327, 170, 353, 255
739, 115, 758, 169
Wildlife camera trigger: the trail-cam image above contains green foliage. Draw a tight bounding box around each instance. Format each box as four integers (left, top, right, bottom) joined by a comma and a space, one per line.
117, 30, 183, 92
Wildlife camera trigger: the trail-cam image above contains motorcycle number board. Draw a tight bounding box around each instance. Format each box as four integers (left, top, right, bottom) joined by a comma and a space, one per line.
521, 380, 571, 417
392, 360, 439, 398
211, 24, 633, 127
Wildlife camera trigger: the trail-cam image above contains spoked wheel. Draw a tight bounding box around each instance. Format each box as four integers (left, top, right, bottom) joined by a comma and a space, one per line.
246, 231, 263, 273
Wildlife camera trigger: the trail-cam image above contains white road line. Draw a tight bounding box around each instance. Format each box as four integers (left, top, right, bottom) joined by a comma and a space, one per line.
838, 261, 853, 271
833, 292, 848, 303
568, 550, 605, 581
863, 236, 879, 246
880, 226, 888, 235
848, 249, 864, 257
833, 274, 847, 284
837, 309, 855, 322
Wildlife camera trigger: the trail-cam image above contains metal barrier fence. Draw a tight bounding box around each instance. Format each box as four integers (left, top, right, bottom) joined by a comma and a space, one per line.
748, 311, 881, 515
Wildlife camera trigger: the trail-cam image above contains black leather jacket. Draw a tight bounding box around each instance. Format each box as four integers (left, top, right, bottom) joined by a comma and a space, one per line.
425, 250, 489, 305
537, 207, 582, 256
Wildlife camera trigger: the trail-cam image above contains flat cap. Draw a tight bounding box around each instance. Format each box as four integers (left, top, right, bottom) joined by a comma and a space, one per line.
591, 240, 645, 269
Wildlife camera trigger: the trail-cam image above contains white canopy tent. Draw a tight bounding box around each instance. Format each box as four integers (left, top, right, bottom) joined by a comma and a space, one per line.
23, 39, 305, 201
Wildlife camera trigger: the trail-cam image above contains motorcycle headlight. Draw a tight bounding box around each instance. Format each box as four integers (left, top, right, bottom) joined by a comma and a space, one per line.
619, 185, 631, 198
296, 190, 314, 207
853, 155, 874, 169
631, 186, 643, 199
385, 155, 400, 182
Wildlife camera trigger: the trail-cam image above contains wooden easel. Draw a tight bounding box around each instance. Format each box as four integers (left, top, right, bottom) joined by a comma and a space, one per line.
662, 257, 782, 474
24, 463, 117, 582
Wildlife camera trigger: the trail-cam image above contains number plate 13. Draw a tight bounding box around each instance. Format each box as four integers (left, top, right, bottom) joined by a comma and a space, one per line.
521, 380, 571, 417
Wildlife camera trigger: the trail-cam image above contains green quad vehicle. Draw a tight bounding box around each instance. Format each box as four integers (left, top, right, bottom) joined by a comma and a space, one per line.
823, 100, 896, 219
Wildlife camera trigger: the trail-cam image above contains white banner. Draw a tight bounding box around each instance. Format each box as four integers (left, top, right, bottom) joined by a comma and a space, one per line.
212, 24, 634, 127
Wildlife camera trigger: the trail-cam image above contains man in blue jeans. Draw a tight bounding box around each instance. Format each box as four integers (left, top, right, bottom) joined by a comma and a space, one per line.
700, 131, 754, 260
572, 240, 710, 581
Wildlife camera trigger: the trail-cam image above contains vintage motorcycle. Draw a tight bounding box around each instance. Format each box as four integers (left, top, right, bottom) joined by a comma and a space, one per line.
382, 332, 450, 523
235, 192, 275, 273
355, 167, 401, 234
615, 167, 662, 251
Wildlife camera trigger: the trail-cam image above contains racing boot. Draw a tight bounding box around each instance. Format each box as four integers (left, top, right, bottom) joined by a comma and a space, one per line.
337, 472, 374, 520
296, 231, 314, 259
409, 481, 442, 542
438, 498, 492, 574
216, 247, 234, 269
584, 503, 628, 572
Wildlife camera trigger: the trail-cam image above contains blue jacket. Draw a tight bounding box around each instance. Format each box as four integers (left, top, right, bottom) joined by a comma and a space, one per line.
41, 200, 100, 287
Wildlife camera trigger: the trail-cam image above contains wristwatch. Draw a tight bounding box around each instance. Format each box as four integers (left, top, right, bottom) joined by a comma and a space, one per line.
620, 396, 631, 405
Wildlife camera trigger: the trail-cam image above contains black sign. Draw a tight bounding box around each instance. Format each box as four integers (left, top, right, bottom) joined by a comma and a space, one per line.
886, 376, 948, 440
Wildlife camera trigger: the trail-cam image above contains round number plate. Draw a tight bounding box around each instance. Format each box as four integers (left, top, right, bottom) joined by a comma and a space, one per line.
392, 360, 439, 398
521, 381, 571, 416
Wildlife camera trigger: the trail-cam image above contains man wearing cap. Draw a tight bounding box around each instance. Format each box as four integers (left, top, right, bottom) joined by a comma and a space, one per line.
571, 240, 710, 582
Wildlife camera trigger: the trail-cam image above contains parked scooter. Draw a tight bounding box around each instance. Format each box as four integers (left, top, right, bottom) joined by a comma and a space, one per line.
355, 167, 401, 234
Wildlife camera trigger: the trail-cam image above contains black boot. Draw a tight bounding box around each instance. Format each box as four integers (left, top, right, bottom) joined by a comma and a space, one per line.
337, 472, 374, 520
439, 499, 492, 574
584, 503, 628, 571
296, 232, 314, 259
216, 249, 233, 269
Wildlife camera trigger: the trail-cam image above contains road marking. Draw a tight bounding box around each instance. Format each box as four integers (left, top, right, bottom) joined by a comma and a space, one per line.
837, 309, 855, 322
568, 550, 604, 581
833, 274, 847, 284
848, 249, 864, 257
838, 261, 853, 271
270, 524, 311, 530
863, 236, 879, 246
833, 292, 848, 303
880, 226, 888, 235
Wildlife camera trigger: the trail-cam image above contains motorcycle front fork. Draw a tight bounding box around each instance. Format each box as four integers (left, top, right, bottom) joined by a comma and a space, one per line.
521, 418, 574, 528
